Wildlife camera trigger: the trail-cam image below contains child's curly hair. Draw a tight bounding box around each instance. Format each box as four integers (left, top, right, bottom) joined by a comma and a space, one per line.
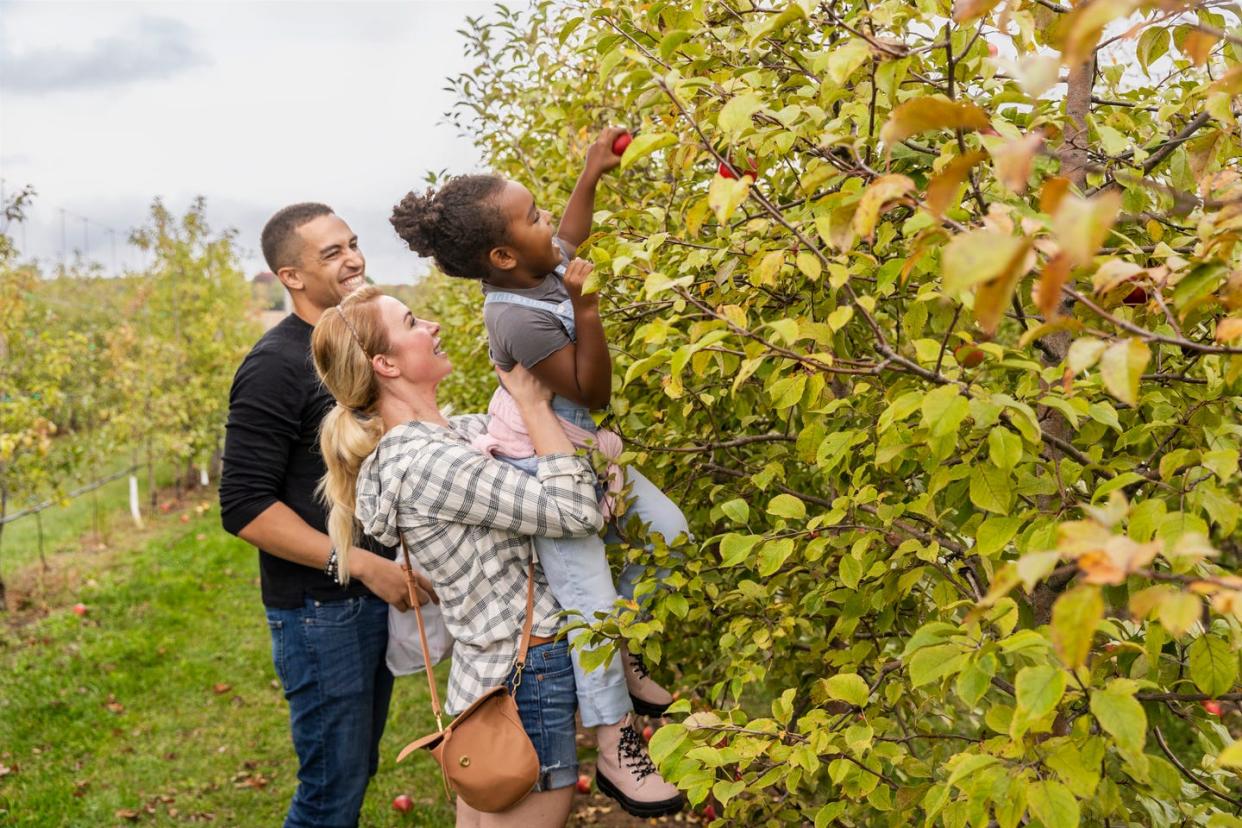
390, 175, 509, 280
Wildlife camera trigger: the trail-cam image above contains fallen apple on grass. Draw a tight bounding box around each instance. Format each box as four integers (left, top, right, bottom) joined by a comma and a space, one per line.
576, 774, 591, 794
391, 794, 413, 813
73, 603, 88, 617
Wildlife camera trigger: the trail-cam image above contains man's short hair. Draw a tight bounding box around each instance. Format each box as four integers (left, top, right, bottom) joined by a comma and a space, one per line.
261, 202, 334, 272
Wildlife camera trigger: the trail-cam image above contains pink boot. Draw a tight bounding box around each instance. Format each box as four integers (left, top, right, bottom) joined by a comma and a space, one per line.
594, 714, 684, 818
621, 643, 673, 716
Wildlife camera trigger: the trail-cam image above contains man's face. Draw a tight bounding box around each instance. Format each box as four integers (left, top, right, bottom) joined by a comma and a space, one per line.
285, 214, 366, 310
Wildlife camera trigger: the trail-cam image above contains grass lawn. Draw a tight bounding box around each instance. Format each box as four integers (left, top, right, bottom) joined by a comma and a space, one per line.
0, 500, 455, 827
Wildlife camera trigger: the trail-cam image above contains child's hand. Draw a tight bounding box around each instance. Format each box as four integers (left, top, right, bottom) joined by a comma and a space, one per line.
585, 126, 629, 175
562, 258, 598, 309
496, 363, 554, 407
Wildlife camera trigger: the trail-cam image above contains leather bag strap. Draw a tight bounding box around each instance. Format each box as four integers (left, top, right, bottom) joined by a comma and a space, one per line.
400, 536, 443, 728
515, 557, 536, 667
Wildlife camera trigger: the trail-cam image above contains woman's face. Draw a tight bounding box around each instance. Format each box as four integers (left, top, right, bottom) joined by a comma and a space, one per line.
374, 295, 451, 386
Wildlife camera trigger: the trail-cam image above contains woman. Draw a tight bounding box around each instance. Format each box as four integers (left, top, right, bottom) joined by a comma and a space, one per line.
311, 285, 604, 827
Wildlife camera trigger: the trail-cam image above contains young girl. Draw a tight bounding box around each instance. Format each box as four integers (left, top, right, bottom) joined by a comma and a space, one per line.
389, 128, 688, 818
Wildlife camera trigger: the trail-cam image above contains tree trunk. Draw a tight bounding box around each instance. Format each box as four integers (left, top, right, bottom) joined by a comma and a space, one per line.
0, 482, 8, 612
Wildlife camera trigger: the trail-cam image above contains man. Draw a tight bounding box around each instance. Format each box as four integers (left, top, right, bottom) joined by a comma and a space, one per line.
220, 203, 432, 827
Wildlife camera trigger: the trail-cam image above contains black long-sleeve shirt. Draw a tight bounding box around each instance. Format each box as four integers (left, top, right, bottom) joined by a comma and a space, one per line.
219, 313, 393, 609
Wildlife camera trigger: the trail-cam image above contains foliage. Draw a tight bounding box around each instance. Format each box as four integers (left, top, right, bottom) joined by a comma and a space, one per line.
0, 195, 258, 609
439, 1, 1242, 824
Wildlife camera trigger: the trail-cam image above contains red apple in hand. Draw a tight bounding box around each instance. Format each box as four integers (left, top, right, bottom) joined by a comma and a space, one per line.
1203, 700, 1224, 716
642, 724, 654, 742
576, 774, 591, 794
612, 131, 632, 156
73, 603, 88, 617
392, 794, 413, 813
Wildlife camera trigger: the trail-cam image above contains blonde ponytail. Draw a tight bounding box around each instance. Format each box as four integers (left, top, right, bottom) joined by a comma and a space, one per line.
318, 405, 385, 583
311, 285, 389, 584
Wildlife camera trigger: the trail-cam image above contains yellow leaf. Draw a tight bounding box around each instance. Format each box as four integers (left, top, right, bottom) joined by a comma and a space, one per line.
1054, 0, 1138, 67
1098, 338, 1149, 406
1218, 741, 1242, 768
852, 174, 914, 239
926, 150, 987, 219
1183, 29, 1218, 67
1053, 191, 1122, 267
986, 131, 1044, 195
1157, 591, 1202, 638
1012, 54, 1061, 99
1215, 317, 1242, 343
1035, 253, 1071, 320
879, 97, 991, 146
953, 0, 1001, 23
974, 240, 1034, 335
941, 229, 1029, 295
1040, 176, 1072, 215
708, 174, 751, 224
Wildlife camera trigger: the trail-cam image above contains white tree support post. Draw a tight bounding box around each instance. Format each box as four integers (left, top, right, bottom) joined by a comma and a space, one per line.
129, 474, 144, 529
199, 464, 209, 487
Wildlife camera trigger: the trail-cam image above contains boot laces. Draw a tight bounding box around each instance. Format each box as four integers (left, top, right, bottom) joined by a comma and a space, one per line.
630, 651, 652, 680
618, 724, 658, 780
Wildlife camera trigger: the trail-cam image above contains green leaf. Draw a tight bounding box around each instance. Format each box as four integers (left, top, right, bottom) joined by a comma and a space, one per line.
795, 251, 822, 281
1090, 685, 1147, 755
767, 493, 807, 520
1015, 664, 1067, 723
720, 498, 750, 524
718, 93, 764, 135
719, 533, 762, 567
921, 384, 967, 437
757, 538, 796, 576
909, 643, 966, 687
647, 722, 689, 766
827, 38, 871, 85
947, 753, 1001, 788
1188, 635, 1238, 698
988, 427, 1023, 470
1218, 740, 1242, 768
618, 132, 677, 170
824, 673, 870, 707
1098, 338, 1150, 406
1027, 779, 1080, 828
712, 778, 745, 807
1051, 586, 1103, 668
1067, 336, 1108, 375
976, 516, 1024, 558
970, 465, 1013, 515
955, 653, 997, 706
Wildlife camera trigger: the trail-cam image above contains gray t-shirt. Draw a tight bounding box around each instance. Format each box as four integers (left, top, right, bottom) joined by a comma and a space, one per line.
482, 238, 575, 371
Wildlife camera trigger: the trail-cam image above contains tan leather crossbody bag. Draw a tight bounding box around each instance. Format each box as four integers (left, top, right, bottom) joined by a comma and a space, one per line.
394, 537, 540, 813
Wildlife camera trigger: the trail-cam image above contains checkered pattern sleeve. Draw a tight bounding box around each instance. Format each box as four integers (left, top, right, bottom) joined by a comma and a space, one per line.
400, 439, 604, 538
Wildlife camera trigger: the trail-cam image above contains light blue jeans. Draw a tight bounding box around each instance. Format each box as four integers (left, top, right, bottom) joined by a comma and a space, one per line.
499, 401, 689, 727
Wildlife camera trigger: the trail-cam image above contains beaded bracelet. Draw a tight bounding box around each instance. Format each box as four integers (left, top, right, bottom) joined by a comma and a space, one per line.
324, 547, 341, 585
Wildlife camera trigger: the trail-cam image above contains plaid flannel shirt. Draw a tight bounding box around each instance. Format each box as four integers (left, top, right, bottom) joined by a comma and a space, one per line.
356, 414, 603, 714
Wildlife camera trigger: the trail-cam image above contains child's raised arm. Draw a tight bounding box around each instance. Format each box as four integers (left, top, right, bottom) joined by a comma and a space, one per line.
526, 258, 612, 410
556, 126, 627, 253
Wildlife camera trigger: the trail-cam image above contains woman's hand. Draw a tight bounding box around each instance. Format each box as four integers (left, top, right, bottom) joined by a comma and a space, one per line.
496, 363, 554, 408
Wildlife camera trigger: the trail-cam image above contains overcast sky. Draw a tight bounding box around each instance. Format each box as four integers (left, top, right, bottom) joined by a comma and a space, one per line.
0, 0, 500, 283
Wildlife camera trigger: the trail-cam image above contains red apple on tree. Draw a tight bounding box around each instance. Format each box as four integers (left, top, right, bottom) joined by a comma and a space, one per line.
1202, 700, 1224, 716
391, 794, 413, 813
954, 344, 985, 368
612, 131, 632, 156
718, 157, 759, 180
1123, 286, 1148, 306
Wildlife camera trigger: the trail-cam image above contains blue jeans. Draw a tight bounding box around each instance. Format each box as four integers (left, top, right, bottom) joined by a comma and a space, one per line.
265, 594, 394, 828
499, 452, 689, 728
507, 639, 579, 791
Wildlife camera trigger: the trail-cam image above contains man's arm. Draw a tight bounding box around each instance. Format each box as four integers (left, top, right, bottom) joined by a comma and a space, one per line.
236, 502, 434, 609
556, 126, 627, 252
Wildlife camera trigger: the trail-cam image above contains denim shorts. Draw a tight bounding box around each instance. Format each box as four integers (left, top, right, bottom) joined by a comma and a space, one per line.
506, 639, 578, 791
